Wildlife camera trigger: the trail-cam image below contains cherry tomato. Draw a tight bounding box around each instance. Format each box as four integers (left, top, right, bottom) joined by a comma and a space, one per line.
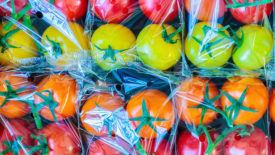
91, 24, 136, 71
126, 89, 175, 139
221, 77, 269, 125
0, 71, 34, 118
37, 123, 81, 155
140, 138, 173, 155
0, 0, 32, 17
136, 24, 182, 71
227, 0, 273, 24
184, 0, 227, 21
233, 25, 273, 70
177, 131, 222, 155
91, 0, 138, 23
80, 92, 125, 136
223, 127, 270, 155
174, 77, 220, 126
46, 0, 88, 21
0, 119, 36, 155
272, 141, 275, 155
34, 74, 79, 121
269, 88, 275, 122
185, 22, 234, 69
139, 0, 182, 23
42, 22, 90, 69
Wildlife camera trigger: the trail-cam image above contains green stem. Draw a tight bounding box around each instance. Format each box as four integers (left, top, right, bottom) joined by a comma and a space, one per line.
162, 26, 183, 44
226, 0, 272, 8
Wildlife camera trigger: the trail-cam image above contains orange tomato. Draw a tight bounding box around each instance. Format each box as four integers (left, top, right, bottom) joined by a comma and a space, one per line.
184, 0, 227, 21
126, 89, 175, 139
0, 71, 33, 118
270, 88, 275, 122
221, 77, 268, 125
34, 74, 79, 121
174, 77, 220, 126
80, 92, 125, 136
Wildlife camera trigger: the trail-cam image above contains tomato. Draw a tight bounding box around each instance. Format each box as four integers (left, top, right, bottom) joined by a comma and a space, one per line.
46, 0, 88, 21
139, 0, 181, 23
174, 77, 220, 126
233, 25, 273, 70
34, 74, 79, 121
221, 77, 268, 125
91, 0, 137, 23
136, 24, 182, 71
41, 22, 90, 69
177, 131, 222, 155
0, 71, 34, 118
80, 92, 125, 136
184, 0, 227, 21
272, 141, 275, 155
185, 22, 234, 69
126, 89, 175, 139
37, 123, 81, 155
227, 0, 273, 24
140, 138, 173, 155
223, 127, 270, 155
91, 24, 136, 71
269, 88, 275, 122
0, 22, 38, 67
0, 119, 36, 155
0, 0, 32, 17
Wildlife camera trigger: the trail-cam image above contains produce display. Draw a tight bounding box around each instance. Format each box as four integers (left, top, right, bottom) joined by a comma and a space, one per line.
0, 0, 274, 155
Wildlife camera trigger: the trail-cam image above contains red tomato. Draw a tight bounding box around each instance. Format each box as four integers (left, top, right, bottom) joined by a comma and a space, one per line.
0, 0, 32, 17
272, 141, 275, 155
139, 0, 182, 23
46, 0, 88, 21
227, 0, 273, 24
91, 0, 138, 23
0, 119, 36, 155
177, 131, 222, 155
37, 123, 81, 155
223, 127, 270, 155
140, 138, 173, 155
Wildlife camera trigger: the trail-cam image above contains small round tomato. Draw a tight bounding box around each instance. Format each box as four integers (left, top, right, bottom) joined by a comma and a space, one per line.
80, 92, 125, 136
126, 89, 175, 139
0, 119, 36, 155
34, 74, 79, 121
185, 22, 234, 69
139, 0, 181, 23
42, 22, 90, 69
233, 25, 273, 70
223, 127, 270, 155
227, 0, 273, 24
174, 77, 220, 126
0, 0, 32, 17
140, 138, 173, 155
270, 88, 275, 122
0, 71, 34, 118
37, 123, 81, 155
0, 22, 38, 67
91, 0, 137, 23
46, 0, 88, 21
221, 77, 269, 125
136, 24, 182, 71
185, 0, 227, 21
177, 131, 222, 155
91, 24, 136, 71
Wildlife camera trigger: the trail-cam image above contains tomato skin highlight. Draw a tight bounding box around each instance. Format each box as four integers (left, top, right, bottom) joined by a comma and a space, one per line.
91, 0, 138, 23
140, 138, 173, 155
139, 0, 182, 23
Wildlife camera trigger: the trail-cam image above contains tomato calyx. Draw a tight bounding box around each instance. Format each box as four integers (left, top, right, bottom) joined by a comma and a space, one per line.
0, 28, 21, 53
0, 136, 24, 155
129, 99, 168, 134
27, 135, 49, 154
225, 0, 273, 9
162, 26, 183, 44
135, 141, 149, 155
93, 44, 129, 61
43, 35, 63, 58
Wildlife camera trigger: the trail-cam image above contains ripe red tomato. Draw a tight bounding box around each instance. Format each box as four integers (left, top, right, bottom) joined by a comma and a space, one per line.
139, 0, 182, 23
223, 127, 270, 155
227, 0, 273, 24
0, 119, 36, 155
37, 123, 81, 155
177, 131, 222, 155
272, 141, 275, 155
140, 138, 173, 155
0, 0, 32, 17
46, 0, 88, 21
91, 0, 138, 23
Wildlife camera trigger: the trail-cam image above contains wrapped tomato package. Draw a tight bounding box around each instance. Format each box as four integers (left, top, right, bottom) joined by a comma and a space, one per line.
184, 0, 274, 76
